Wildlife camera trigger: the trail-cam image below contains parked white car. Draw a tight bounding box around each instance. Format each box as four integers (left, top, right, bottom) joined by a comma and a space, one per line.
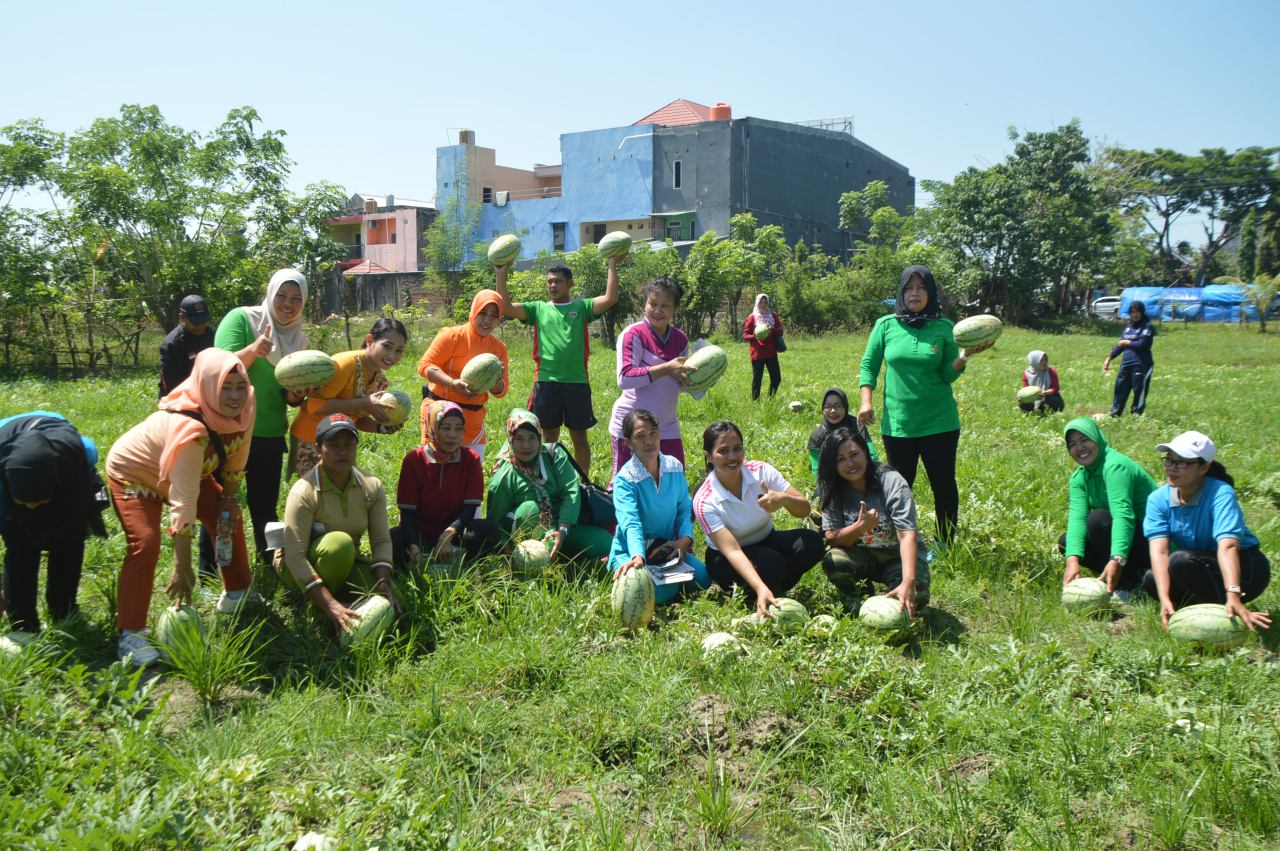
1090, 296, 1122, 319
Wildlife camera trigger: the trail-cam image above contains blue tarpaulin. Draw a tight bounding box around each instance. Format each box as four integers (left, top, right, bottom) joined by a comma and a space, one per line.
1159, 287, 1203, 321
1202, 284, 1259, 323
1119, 287, 1165, 319
1119, 286, 1260, 323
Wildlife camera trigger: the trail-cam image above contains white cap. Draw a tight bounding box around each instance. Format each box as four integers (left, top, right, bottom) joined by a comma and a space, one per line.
1156, 430, 1216, 463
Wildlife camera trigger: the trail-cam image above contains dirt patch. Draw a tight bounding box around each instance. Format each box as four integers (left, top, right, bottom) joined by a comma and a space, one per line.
152, 677, 262, 734
1106, 616, 1135, 636
951, 753, 994, 784
686, 695, 789, 755
549, 782, 630, 813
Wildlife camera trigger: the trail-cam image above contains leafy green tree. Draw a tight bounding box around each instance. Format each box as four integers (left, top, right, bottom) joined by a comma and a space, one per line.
251, 181, 349, 316
1237, 209, 1258, 282
422, 184, 482, 304
682, 232, 737, 338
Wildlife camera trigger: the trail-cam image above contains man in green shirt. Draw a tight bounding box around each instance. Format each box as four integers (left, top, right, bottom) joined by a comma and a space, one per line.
495, 258, 621, 474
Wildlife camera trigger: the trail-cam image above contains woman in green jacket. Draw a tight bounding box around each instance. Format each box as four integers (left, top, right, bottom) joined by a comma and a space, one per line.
486, 409, 613, 562
1059, 418, 1157, 595
857, 266, 991, 546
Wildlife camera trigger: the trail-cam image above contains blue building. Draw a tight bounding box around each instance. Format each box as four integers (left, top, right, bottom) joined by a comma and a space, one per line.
436, 100, 913, 260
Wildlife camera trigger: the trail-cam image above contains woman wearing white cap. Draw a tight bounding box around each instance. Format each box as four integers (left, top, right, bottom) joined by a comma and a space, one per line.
1142, 430, 1271, 632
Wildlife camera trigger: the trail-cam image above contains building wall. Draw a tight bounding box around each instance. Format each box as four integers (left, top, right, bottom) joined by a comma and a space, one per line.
730, 118, 914, 253
559, 124, 655, 224
653, 122, 733, 240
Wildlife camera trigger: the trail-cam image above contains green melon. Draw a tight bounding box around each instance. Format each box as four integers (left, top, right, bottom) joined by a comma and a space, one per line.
768, 598, 809, 634
513, 539, 552, 577
1017, 386, 1042, 404
755, 324, 772, 341
701, 631, 742, 659
372, 389, 413, 426
1167, 603, 1250, 650
731, 612, 769, 635
859, 595, 910, 632
597, 231, 632, 260
275, 350, 336, 391
460, 353, 503, 394
787, 401, 805, 412
807, 614, 840, 637
952, 314, 1003, 349
684, 345, 728, 394
487, 234, 521, 267
1061, 577, 1112, 613
156, 605, 205, 659
341, 595, 394, 648
611, 567, 655, 631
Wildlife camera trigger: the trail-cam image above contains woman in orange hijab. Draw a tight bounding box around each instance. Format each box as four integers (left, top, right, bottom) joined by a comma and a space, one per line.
106, 348, 258, 668
417, 289, 509, 462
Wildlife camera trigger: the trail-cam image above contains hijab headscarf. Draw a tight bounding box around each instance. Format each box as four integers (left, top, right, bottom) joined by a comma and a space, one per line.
468, 289, 504, 337
158, 348, 256, 480
242, 268, 309, 366
1025, 350, 1052, 390
808, 388, 859, 453
422, 399, 465, 462
751, 294, 774, 329
495, 408, 545, 476
894, 265, 941, 328
1063, 416, 1108, 474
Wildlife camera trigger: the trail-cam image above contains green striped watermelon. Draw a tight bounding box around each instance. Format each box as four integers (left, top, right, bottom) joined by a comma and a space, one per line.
275, 350, 336, 391
1168, 604, 1249, 650
611, 568, 655, 630
1061, 577, 1111, 613
460, 353, 503, 394
341, 595, 394, 648
859, 595, 910, 633
513, 539, 551, 577
372, 389, 412, 426
597, 231, 632, 260
488, 234, 521, 267
952, 314, 1003, 349
1017, 386, 1042, 404
684, 345, 727, 394
768, 598, 809, 634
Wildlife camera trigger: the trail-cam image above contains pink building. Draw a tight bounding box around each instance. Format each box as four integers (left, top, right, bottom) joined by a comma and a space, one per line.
329, 193, 437, 275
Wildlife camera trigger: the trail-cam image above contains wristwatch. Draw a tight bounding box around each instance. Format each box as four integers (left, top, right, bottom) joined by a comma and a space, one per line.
1227, 585, 1243, 595
1111, 556, 1127, 568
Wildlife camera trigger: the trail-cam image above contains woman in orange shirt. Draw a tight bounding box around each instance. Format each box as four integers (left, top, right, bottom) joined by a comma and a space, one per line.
106, 348, 257, 668
417, 289, 509, 462
290, 318, 409, 477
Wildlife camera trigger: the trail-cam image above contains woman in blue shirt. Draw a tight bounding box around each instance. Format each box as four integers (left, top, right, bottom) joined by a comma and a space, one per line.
1142, 430, 1271, 632
609, 409, 710, 604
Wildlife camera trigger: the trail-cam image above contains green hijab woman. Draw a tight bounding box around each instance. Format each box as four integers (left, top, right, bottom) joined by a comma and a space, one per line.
1059, 417, 1158, 594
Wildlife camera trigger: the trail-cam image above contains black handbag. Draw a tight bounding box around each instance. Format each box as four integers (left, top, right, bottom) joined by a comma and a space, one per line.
556, 443, 616, 532
775, 331, 787, 353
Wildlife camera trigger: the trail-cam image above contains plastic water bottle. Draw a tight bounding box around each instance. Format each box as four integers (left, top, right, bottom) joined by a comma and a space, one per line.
215, 511, 234, 568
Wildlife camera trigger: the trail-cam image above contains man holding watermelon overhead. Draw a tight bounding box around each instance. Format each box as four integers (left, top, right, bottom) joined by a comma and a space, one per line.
495, 257, 621, 475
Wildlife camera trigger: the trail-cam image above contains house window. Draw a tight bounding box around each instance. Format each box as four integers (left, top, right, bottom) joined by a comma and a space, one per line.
482, 187, 493, 203
552, 222, 565, 252
369, 220, 379, 229
667, 220, 682, 240
391, 232, 397, 244
673, 160, 682, 189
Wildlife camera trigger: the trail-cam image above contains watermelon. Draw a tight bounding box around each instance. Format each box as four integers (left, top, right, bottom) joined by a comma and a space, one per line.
731, 612, 769, 635
513, 539, 551, 577
1017, 386, 1042, 404
341, 595, 394, 648
1168, 604, 1250, 650
372, 389, 412, 426
275, 350, 336, 391
787, 401, 805, 413
1061, 577, 1112, 613
156, 605, 205, 659
488, 234, 521, 267
460, 353, 503, 394
701, 631, 742, 659
807, 614, 840, 637
859, 596, 910, 632
684, 345, 728, 394
952, 314, 1003, 349
611, 567, 655, 631
768, 598, 809, 634
597, 231, 632, 260
755, 324, 772, 341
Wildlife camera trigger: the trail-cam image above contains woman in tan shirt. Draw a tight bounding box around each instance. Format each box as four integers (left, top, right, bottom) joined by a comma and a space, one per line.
276, 413, 400, 633
106, 348, 257, 667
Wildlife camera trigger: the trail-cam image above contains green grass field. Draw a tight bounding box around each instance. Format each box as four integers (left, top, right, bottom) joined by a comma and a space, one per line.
1, 319, 1278, 849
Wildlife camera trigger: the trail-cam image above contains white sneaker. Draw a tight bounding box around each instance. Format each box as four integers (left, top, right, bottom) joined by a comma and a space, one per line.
0, 630, 36, 655
215, 589, 264, 615
118, 630, 160, 668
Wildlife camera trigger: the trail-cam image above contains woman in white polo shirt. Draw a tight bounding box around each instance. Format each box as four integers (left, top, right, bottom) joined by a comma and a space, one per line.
693, 421, 824, 616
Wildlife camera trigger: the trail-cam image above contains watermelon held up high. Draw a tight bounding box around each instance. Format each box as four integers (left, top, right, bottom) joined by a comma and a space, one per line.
952, 314, 1003, 349
597, 231, 632, 260
487, 234, 521, 268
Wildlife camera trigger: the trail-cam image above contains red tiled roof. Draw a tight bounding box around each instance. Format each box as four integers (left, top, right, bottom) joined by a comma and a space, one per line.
342, 260, 391, 276
633, 99, 712, 127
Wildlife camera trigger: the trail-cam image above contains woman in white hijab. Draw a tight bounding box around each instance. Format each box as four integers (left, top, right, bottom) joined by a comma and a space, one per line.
214, 268, 311, 562
1019, 350, 1065, 413
743, 293, 784, 400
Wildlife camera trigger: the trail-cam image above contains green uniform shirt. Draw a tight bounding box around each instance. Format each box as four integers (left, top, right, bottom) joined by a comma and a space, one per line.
214, 307, 287, 439
1063, 417, 1157, 560
521, 298, 593, 384
858, 314, 964, 438
486, 444, 582, 530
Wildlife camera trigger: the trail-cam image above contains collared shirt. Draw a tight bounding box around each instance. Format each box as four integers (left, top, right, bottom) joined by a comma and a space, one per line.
396, 445, 483, 541
609, 453, 694, 569
609, 320, 692, 440
1143, 477, 1259, 551
281, 464, 392, 586
521, 298, 593, 384
693, 460, 790, 547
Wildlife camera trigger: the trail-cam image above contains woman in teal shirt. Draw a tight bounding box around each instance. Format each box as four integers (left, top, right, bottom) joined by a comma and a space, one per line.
215, 268, 309, 562
857, 266, 991, 545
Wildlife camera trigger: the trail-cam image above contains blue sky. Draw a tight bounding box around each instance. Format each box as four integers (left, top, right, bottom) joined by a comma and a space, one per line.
5, 0, 1277, 246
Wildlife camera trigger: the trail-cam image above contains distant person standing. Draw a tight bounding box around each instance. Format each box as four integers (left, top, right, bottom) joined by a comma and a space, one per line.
1104, 301, 1155, 417
495, 259, 621, 475
158, 295, 214, 397
743, 294, 783, 400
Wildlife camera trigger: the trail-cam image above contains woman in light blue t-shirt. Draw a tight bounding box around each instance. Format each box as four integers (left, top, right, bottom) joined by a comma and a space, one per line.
1142, 430, 1271, 633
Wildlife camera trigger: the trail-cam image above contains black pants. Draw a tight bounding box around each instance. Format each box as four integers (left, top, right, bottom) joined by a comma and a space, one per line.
1019, 393, 1065, 413
2, 518, 85, 632
1110, 362, 1153, 416
750, 356, 782, 400
881, 429, 960, 543
1057, 509, 1150, 590
390, 517, 504, 569
1141, 547, 1270, 606
705, 527, 824, 599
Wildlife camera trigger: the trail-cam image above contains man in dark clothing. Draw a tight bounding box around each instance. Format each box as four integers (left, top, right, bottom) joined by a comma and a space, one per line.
158, 295, 214, 398
1103, 301, 1156, 416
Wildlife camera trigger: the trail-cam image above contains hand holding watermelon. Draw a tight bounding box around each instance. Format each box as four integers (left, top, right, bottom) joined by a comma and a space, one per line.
1226, 596, 1272, 632
885, 580, 917, 618
754, 586, 779, 619
452, 377, 480, 398
617, 555, 645, 577
544, 528, 565, 561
